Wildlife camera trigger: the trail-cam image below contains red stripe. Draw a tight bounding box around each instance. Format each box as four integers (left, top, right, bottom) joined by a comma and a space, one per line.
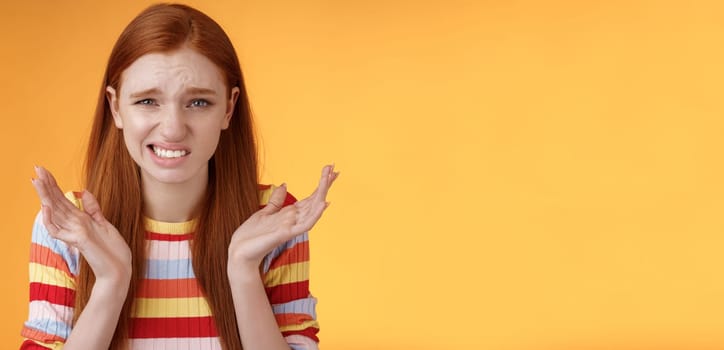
265, 280, 310, 304
30, 243, 73, 277
129, 316, 218, 338
282, 327, 319, 343
20, 327, 65, 343
20, 339, 51, 350
260, 191, 298, 209
275, 312, 314, 327
268, 241, 309, 270
283, 192, 298, 206
136, 278, 203, 298
29, 282, 75, 307
145, 232, 193, 241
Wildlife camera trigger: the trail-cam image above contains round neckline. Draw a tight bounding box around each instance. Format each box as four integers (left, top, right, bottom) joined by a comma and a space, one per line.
143, 216, 198, 235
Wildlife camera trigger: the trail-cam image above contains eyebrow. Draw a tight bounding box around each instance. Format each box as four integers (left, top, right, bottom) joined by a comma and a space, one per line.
127, 87, 218, 99
128, 88, 161, 99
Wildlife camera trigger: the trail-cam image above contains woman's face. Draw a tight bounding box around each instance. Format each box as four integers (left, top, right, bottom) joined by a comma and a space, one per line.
106, 47, 239, 187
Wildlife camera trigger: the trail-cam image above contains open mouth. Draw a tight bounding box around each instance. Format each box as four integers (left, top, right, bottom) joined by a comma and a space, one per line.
148, 145, 190, 159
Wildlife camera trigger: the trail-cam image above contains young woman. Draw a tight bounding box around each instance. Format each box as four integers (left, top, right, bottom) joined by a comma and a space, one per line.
22, 4, 337, 350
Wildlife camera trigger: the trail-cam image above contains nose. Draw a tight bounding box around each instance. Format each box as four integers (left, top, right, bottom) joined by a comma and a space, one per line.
159, 106, 187, 141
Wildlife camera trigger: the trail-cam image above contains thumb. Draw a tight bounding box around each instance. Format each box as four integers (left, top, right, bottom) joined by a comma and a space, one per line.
261, 183, 287, 214
81, 190, 108, 225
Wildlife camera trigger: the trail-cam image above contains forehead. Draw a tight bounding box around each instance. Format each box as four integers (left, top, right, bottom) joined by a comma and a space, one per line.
119, 47, 226, 94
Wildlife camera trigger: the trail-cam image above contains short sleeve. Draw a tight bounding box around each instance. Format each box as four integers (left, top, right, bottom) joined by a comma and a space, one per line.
21, 202, 81, 349
259, 185, 320, 350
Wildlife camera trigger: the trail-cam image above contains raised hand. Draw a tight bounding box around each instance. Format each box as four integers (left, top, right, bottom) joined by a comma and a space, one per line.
227, 164, 339, 274
31, 166, 132, 287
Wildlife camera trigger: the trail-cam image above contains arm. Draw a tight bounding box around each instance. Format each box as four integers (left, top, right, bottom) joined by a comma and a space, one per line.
21, 210, 128, 350
23, 167, 132, 350
227, 165, 338, 350
228, 264, 291, 350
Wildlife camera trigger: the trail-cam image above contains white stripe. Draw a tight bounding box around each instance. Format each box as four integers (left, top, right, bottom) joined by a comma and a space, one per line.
128, 337, 222, 350
147, 240, 191, 260
26, 300, 73, 338
286, 335, 320, 350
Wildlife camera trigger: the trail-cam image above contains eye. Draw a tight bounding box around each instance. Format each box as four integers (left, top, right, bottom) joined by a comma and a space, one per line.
190, 99, 211, 108
135, 98, 156, 106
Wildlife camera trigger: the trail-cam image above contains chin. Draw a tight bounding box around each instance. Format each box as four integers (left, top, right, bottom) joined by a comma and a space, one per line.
142, 167, 205, 186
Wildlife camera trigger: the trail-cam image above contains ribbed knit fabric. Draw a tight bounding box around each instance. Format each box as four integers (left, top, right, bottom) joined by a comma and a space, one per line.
20, 186, 319, 350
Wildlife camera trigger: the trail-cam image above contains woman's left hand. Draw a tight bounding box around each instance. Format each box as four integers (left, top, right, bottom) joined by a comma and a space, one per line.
227, 164, 339, 277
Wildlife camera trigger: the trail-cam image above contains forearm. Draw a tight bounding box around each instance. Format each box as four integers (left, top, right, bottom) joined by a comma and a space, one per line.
62, 279, 128, 349
229, 268, 290, 350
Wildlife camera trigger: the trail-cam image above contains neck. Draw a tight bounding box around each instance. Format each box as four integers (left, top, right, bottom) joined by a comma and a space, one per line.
140, 168, 208, 222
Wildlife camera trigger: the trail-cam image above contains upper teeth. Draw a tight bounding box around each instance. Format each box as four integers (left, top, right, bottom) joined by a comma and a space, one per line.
153, 146, 187, 158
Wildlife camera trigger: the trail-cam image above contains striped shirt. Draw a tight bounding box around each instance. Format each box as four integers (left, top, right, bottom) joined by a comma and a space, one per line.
21, 185, 319, 350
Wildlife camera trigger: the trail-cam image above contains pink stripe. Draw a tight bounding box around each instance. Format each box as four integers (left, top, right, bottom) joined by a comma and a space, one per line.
28, 300, 73, 324
128, 337, 222, 350
285, 335, 319, 350
147, 240, 191, 260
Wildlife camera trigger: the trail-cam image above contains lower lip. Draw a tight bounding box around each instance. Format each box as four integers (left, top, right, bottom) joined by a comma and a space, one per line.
147, 147, 190, 167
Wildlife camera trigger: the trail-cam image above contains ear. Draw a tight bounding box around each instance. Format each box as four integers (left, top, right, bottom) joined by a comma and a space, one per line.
105, 86, 123, 129
222, 86, 240, 130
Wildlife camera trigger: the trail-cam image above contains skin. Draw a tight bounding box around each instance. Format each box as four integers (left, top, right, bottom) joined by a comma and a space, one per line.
30, 46, 339, 349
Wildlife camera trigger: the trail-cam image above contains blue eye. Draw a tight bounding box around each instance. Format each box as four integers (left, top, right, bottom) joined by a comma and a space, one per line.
135, 99, 156, 105
190, 99, 210, 107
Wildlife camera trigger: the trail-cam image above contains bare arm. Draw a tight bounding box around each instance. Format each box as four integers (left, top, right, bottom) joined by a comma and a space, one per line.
228, 266, 290, 349
63, 278, 129, 349
30, 166, 131, 349
227, 165, 338, 349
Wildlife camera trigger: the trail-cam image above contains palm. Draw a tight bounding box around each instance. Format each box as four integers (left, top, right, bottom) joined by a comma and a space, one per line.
31, 166, 132, 281
228, 164, 339, 268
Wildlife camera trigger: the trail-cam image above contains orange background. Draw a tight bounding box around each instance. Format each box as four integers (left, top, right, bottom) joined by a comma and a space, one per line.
2, 1, 724, 349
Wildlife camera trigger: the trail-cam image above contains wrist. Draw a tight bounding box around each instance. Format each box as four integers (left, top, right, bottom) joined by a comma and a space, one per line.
227, 261, 263, 285
91, 277, 130, 304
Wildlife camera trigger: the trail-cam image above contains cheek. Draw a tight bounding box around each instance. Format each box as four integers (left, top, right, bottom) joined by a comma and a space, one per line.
118, 116, 152, 147
200, 129, 223, 153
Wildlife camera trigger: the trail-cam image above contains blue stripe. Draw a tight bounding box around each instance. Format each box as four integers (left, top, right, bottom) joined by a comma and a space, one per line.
31, 211, 79, 275
145, 258, 195, 279
263, 232, 309, 273
24, 318, 71, 339
290, 343, 313, 350
272, 296, 317, 319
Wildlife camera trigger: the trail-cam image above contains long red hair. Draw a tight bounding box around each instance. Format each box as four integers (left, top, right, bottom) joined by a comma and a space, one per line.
80, 4, 258, 349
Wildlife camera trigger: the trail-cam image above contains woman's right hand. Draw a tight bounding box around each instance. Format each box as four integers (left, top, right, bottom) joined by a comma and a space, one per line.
31, 166, 132, 291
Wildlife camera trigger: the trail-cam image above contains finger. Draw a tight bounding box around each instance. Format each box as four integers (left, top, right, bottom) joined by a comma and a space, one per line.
315, 164, 336, 200
32, 175, 72, 226
81, 190, 108, 225
260, 183, 288, 214
295, 166, 336, 211
40, 204, 62, 238
302, 165, 330, 204
31, 177, 53, 207
330, 170, 340, 184
37, 167, 76, 218
292, 200, 327, 234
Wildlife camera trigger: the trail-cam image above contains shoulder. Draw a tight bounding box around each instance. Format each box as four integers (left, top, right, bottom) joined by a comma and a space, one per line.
258, 184, 297, 208
29, 191, 82, 277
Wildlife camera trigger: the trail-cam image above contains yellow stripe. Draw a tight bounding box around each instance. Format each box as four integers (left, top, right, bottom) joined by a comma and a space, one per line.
132, 297, 212, 318
279, 319, 319, 332
24, 339, 64, 350
29, 263, 75, 289
263, 261, 309, 287
259, 185, 275, 206
63, 191, 83, 211
143, 217, 198, 235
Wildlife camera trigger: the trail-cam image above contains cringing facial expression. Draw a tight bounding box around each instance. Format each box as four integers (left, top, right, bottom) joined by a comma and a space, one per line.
107, 46, 239, 187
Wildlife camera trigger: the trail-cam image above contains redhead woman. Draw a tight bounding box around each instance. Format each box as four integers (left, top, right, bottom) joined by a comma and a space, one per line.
21, 3, 337, 350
